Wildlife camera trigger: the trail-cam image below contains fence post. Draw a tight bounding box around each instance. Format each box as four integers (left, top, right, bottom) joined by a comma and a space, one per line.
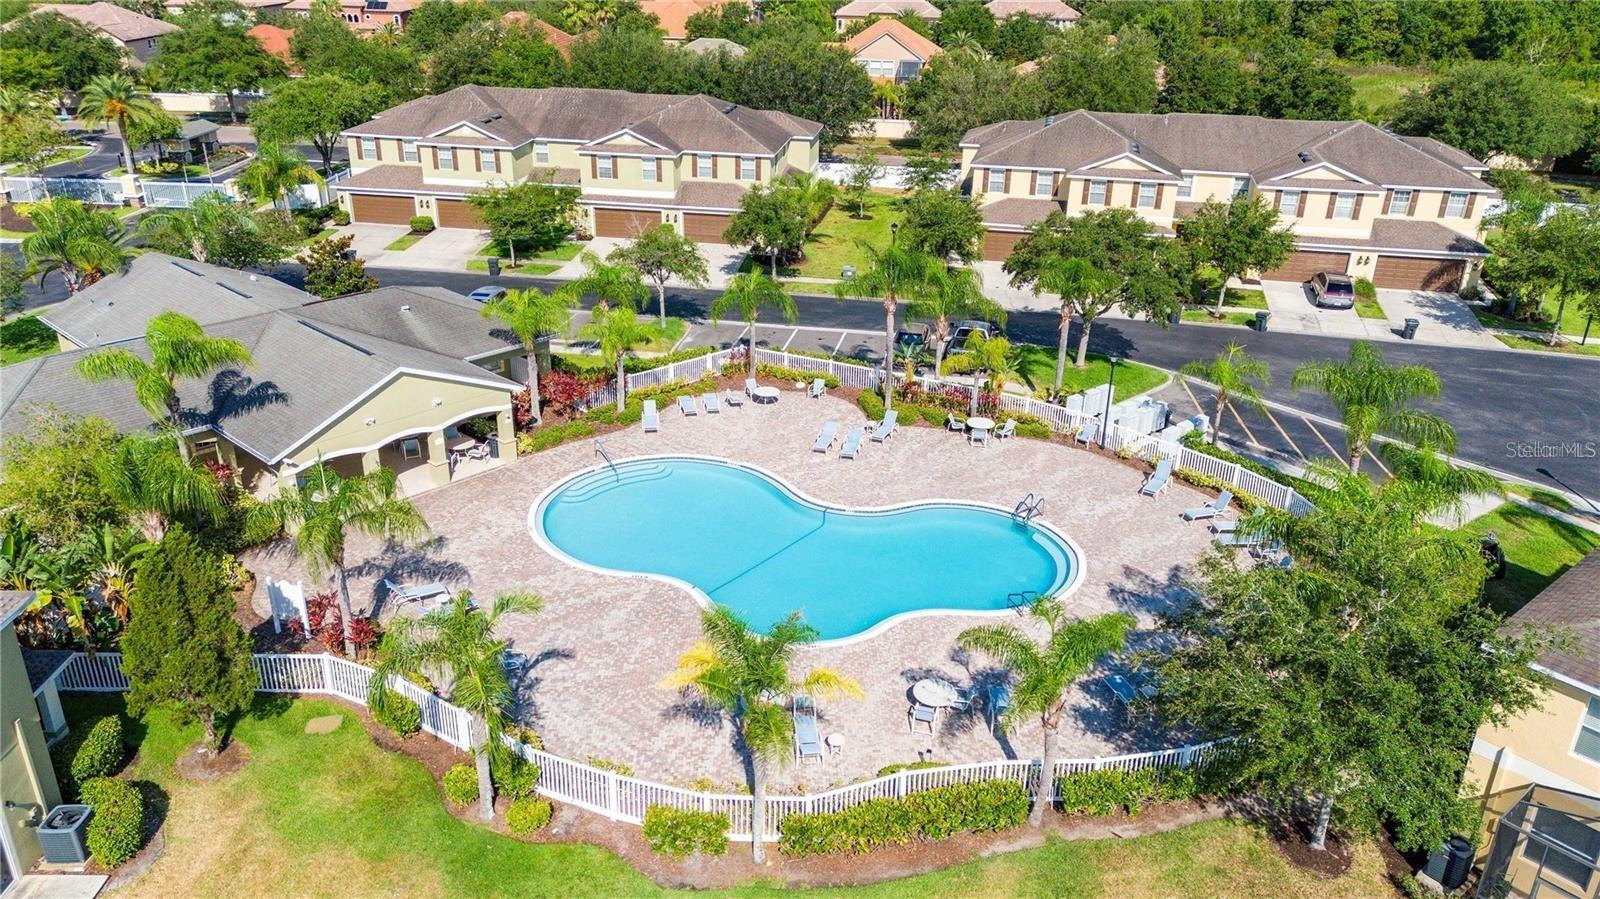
1179, 745, 1196, 767
895, 772, 907, 798
606, 771, 620, 818
320, 653, 334, 694
1092, 757, 1103, 771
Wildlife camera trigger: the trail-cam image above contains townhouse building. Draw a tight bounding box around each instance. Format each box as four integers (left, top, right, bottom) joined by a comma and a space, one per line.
959, 110, 1496, 292
337, 85, 822, 242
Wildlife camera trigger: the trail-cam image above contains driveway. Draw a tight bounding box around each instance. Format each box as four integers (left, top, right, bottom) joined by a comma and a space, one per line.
555, 237, 747, 288
1375, 288, 1501, 348
1257, 279, 1499, 348
333, 224, 488, 271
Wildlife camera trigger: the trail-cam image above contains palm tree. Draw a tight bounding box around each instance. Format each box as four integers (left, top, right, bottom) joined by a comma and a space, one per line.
1379, 441, 1503, 517
780, 170, 837, 233
943, 30, 987, 58
96, 430, 226, 541
75, 73, 162, 176
0, 86, 37, 125
1291, 341, 1455, 473
480, 287, 577, 424
237, 141, 323, 211
1179, 343, 1271, 443
871, 79, 904, 120
77, 311, 253, 443
579, 302, 650, 412
835, 243, 939, 409
1038, 257, 1118, 385
567, 252, 648, 312
905, 264, 1004, 378
252, 463, 429, 657
19, 197, 129, 293
965, 333, 1019, 416
711, 272, 798, 379
958, 600, 1133, 827
136, 193, 247, 264
663, 606, 863, 862
373, 590, 543, 822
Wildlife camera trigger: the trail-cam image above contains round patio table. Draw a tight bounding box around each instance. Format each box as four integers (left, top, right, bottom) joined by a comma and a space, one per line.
965, 416, 995, 431
912, 678, 960, 708
752, 385, 781, 403
447, 435, 477, 453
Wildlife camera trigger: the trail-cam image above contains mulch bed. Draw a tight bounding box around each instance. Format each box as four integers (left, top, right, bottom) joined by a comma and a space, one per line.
176, 740, 250, 781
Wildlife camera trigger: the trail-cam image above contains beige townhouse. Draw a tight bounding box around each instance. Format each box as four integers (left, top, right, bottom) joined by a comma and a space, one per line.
959, 110, 1497, 292
834, 0, 940, 33
337, 85, 822, 243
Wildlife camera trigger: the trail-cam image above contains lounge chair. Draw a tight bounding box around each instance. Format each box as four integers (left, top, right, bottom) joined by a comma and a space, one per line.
678, 394, 698, 416
808, 377, 825, 398
839, 427, 864, 459
642, 399, 659, 433
793, 697, 823, 762
1214, 530, 1264, 548
812, 420, 839, 453
745, 378, 758, 397
503, 650, 528, 674
908, 702, 937, 735
724, 389, 743, 408
702, 391, 720, 414
1128, 669, 1160, 701
1181, 490, 1232, 521
985, 684, 1011, 733
1105, 674, 1139, 714
383, 578, 449, 607
995, 419, 1017, 439
869, 409, 898, 442
1139, 458, 1173, 496
945, 412, 966, 432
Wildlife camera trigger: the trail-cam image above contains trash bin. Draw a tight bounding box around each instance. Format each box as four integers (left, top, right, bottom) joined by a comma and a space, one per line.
487, 257, 501, 277
1401, 317, 1420, 340
1255, 310, 1270, 332
38, 804, 93, 864
1169, 309, 1183, 325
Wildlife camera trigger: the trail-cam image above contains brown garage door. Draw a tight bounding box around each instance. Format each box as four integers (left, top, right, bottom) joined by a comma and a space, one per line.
1373, 256, 1464, 292
593, 207, 660, 238
982, 230, 1026, 262
683, 212, 731, 243
1262, 250, 1349, 283
435, 198, 484, 229
349, 193, 415, 225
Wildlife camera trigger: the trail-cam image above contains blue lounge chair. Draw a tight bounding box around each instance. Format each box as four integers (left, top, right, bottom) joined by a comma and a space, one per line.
724, 389, 743, 408
793, 697, 823, 762
808, 377, 825, 398
995, 419, 1017, 439
1181, 490, 1231, 521
678, 395, 697, 416
642, 399, 659, 433
384, 578, 449, 607
702, 391, 720, 414
908, 702, 936, 734
985, 684, 1011, 734
870, 409, 898, 442
839, 427, 864, 459
812, 420, 839, 453
1140, 458, 1173, 496
1105, 674, 1139, 714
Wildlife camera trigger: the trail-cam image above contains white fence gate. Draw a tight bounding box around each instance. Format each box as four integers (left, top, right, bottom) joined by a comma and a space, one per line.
4, 176, 126, 205
139, 179, 233, 208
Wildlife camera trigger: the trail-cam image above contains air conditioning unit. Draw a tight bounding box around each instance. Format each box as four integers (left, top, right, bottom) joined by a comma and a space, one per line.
38, 804, 93, 864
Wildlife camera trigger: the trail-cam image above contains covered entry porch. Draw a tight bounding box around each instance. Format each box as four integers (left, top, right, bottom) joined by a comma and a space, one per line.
279, 405, 517, 498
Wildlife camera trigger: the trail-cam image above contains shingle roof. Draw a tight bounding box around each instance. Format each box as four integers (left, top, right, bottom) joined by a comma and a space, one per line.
22, 650, 73, 692
577, 181, 747, 211
980, 197, 1061, 228
346, 86, 820, 156
1297, 220, 1489, 256
843, 18, 942, 61
986, 0, 1080, 20
28, 2, 177, 41
0, 592, 35, 631
176, 119, 219, 140
1509, 549, 1600, 689
965, 111, 1493, 193
836, 0, 940, 18
499, 12, 576, 57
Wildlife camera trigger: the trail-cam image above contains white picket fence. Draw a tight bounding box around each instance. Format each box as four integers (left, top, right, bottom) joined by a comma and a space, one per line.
51, 651, 1224, 841
4, 176, 125, 205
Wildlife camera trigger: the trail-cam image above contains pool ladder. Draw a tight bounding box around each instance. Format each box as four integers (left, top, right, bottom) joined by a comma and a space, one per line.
593, 439, 618, 474
1012, 492, 1044, 526
1007, 591, 1039, 614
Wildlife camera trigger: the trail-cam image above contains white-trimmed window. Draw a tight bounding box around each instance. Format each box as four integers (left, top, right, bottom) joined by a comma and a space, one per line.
1087, 179, 1107, 205
1231, 176, 1249, 198
641, 157, 657, 181
479, 148, 497, 173
1136, 182, 1157, 208
534, 142, 549, 164
1177, 174, 1193, 199
1445, 191, 1469, 217
986, 168, 1005, 193
1387, 188, 1412, 215
697, 154, 714, 178
739, 157, 756, 180
862, 59, 893, 79
402, 139, 418, 163
1034, 172, 1053, 197
437, 147, 455, 171
1332, 192, 1356, 219
596, 154, 613, 179
1278, 190, 1300, 216
359, 137, 376, 158
1576, 698, 1600, 763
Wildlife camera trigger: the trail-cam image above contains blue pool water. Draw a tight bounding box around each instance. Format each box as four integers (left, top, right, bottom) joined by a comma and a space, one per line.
535, 458, 1076, 640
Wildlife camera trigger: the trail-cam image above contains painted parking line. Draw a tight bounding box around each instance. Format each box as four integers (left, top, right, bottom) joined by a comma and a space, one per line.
781, 328, 799, 350
1226, 402, 1266, 449
832, 331, 848, 354
1258, 406, 1309, 462
1300, 416, 1344, 461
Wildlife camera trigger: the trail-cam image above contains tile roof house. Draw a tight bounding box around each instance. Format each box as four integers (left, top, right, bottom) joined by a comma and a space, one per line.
339, 85, 821, 243
24, 2, 178, 64
986, 0, 1080, 27
642, 0, 749, 43
13, 254, 525, 497
281, 0, 419, 33
499, 12, 577, 58
843, 18, 941, 84
246, 23, 295, 69
834, 0, 940, 33
959, 109, 1496, 292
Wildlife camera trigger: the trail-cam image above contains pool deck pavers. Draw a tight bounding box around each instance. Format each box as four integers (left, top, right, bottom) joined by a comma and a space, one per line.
246, 386, 1219, 791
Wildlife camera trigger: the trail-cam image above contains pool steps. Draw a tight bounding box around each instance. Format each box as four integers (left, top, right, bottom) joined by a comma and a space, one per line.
556, 462, 672, 504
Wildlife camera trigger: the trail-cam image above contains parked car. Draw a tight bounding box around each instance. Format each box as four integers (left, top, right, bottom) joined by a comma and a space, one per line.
467, 285, 508, 304
895, 322, 931, 353
948, 320, 994, 352
1308, 272, 1356, 309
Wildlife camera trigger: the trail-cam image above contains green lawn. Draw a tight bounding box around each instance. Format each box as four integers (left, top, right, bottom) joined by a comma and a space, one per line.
1218, 288, 1267, 310
465, 258, 562, 276
785, 191, 904, 281
34, 145, 93, 168
62, 692, 1397, 898
300, 227, 337, 246
1459, 503, 1600, 615
0, 314, 58, 366
386, 232, 425, 252
1182, 309, 1257, 327
1501, 482, 1575, 515
1339, 65, 1432, 119
638, 316, 687, 353
1473, 299, 1594, 339
1011, 344, 1170, 403
554, 351, 610, 372
478, 239, 585, 263
1494, 333, 1600, 357
1354, 299, 1387, 320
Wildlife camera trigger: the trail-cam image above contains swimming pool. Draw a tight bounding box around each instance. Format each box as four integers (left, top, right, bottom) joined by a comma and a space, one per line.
531, 457, 1081, 642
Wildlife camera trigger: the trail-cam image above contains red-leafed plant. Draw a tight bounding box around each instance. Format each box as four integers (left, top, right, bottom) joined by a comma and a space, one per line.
346, 617, 380, 650
306, 591, 338, 631
539, 372, 607, 420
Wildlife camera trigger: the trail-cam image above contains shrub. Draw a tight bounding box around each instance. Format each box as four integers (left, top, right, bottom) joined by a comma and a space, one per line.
79, 777, 143, 868
643, 805, 730, 858
1354, 277, 1377, 300
778, 780, 1029, 857
1055, 768, 1204, 817
585, 756, 635, 777
372, 694, 421, 737
492, 753, 541, 800
505, 725, 543, 751
875, 760, 946, 777
857, 388, 885, 420
409, 215, 436, 233
622, 344, 714, 374
521, 420, 594, 453
1174, 469, 1266, 514
442, 764, 479, 805
330, 207, 350, 226
755, 363, 841, 388
52, 716, 125, 796
506, 797, 553, 835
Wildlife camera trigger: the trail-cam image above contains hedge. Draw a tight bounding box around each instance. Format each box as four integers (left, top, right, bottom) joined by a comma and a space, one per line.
491, 753, 541, 801
442, 764, 479, 805
756, 363, 840, 388
52, 715, 125, 797
518, 419, 595, 454
79, 777, 143, 868
778, 780, 1029, 857
506, 797, 553, 835
1056, 767, 1205, 817
372, 694, 421, 737
856, 391, 1054, 439
642, 805, 731, 858
623, 345, 713, 374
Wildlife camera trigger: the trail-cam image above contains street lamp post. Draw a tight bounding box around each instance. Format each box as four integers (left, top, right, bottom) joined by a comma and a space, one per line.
1099, 355, 1120, 450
